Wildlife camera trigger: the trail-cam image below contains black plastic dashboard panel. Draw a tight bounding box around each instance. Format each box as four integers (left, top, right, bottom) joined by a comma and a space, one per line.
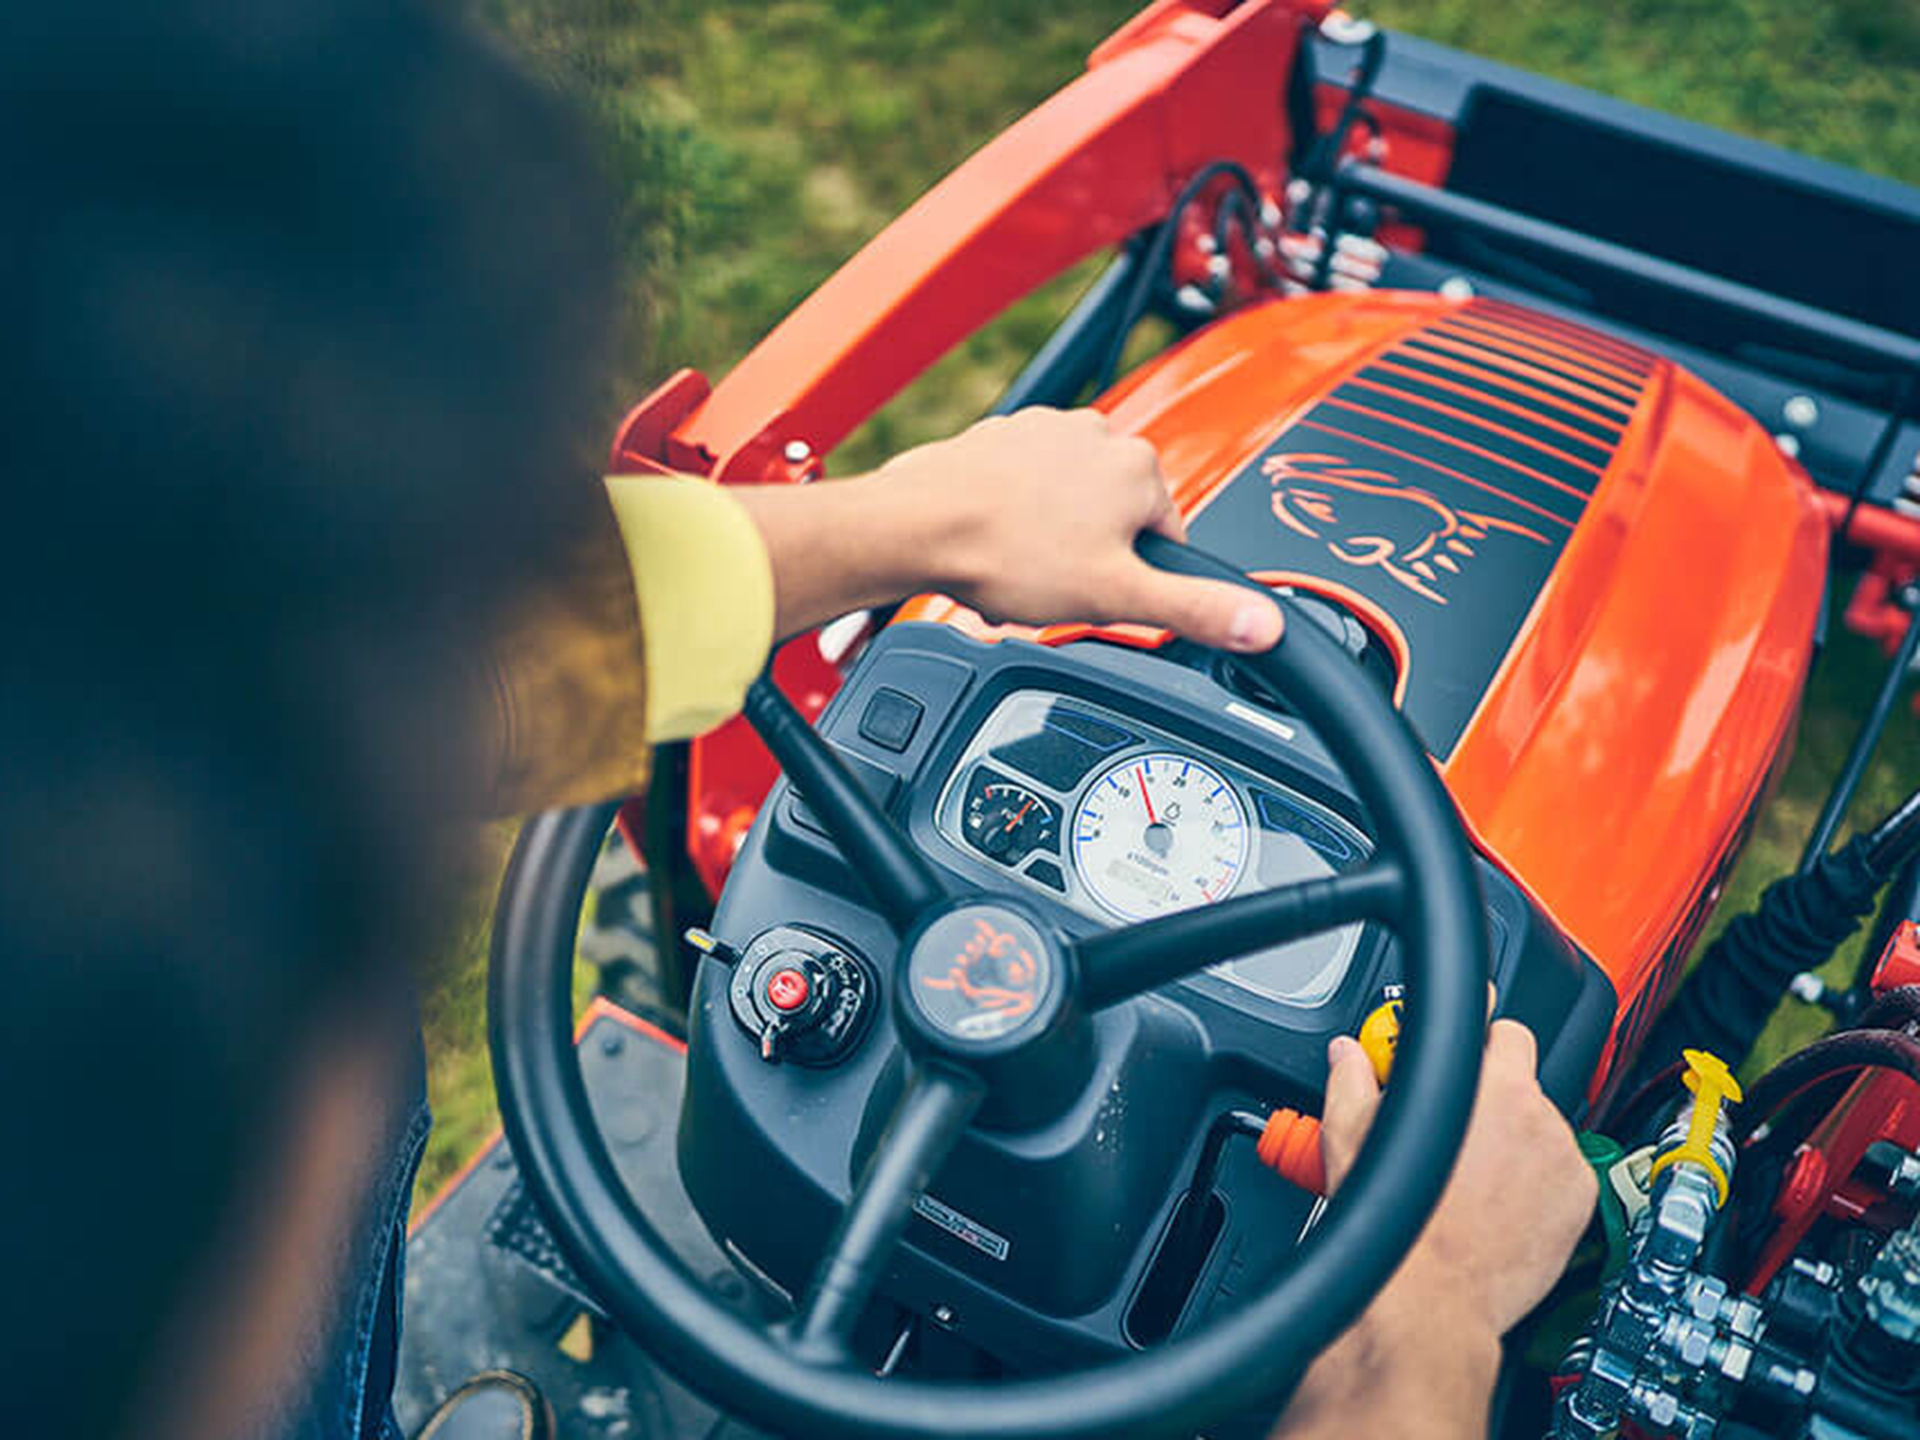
678, 623, 1616, 1375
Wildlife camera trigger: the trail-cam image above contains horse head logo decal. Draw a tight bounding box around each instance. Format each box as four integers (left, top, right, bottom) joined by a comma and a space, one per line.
1263, 452, 1550, 604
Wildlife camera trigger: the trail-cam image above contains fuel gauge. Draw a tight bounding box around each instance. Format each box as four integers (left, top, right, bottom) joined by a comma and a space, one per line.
963, 769, 1058, 866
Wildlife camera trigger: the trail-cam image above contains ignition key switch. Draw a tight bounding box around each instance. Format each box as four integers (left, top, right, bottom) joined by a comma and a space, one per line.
701, 924, 875, 1066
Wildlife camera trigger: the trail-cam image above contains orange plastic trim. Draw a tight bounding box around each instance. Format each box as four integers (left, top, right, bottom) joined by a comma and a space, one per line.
1364, 358, 1623, 454
669, 0, 1322, 475
1435, 314, 1651, 390
1404, 333, 1639, 416
1341, 374, 1609, 478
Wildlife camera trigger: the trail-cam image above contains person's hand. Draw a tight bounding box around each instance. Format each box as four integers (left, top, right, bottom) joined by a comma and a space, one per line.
1320, 1018, 1597, 1339
876, 407, 1284, 652
1272, 1020, 1596, 1439
731, 407, 1285, 646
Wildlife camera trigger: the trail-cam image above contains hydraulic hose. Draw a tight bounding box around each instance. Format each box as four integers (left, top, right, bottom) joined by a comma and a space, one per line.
1092, 160, 1274, 394
1863, 785, 1920, 877
1857, 984, 1920, 1035
1296, 23, 1386, 185
1733, 1028, 1920, 1146
1799, 606, 1920, 872
1718, 1027, 1920, 1281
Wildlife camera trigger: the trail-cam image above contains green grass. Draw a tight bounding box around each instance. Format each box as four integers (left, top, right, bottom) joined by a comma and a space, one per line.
414, 0, 1920, 1206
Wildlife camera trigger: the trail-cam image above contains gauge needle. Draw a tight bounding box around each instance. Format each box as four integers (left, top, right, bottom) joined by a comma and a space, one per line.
1136, 766, 1157, 824
1002, 799, 1035, 834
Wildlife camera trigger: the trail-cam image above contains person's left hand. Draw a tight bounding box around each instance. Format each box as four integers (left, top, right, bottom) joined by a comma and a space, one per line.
875, 407, 1285, 652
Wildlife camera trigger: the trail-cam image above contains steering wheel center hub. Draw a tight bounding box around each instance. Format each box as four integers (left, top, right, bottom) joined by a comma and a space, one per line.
903, 902, 1062, 1047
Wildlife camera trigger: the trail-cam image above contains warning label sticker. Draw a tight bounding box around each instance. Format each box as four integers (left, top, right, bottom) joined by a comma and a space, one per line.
913, 1193, 1010, 1262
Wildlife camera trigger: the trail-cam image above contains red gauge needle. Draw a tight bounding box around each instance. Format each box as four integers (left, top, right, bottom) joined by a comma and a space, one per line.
1002, 799, 1035, 834
1137, 766, 1157, 824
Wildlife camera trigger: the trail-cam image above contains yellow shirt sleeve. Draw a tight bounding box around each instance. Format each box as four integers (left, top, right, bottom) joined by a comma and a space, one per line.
604, 473, 776, 743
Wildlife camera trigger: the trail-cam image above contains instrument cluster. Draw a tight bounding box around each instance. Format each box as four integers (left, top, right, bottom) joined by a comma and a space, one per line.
933, 690, 1374, 1008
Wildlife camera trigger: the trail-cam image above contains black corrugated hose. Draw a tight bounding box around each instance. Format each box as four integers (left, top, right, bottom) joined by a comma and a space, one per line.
1630, 839, 1881, 1084
1621, 786, 1920, 1104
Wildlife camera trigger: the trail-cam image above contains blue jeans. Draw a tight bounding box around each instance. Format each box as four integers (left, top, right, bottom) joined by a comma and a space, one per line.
277, 1034, 431, 1440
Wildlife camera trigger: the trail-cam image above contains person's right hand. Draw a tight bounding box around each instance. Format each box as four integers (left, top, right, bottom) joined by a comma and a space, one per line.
1271, 1022, 1596, 1439
730, 406, 1285, 651
876, 407, 1284, 654
1320, 1017, 1597, 1341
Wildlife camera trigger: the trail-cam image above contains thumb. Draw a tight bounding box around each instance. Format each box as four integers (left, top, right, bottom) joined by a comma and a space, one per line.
1113, 560, 1284, 653
1321, 1034, 1383, 1192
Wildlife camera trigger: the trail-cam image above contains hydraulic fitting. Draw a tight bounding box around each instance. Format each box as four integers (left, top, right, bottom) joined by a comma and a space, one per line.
1858, 1139, 1920, 1203
1848, 1216, 1920, 1382
1549, 1053, 1746, 1440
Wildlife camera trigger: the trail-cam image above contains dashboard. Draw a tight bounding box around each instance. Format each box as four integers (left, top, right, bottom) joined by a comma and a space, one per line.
931, 690, 1372, 1008
684, 622, 1617, 1373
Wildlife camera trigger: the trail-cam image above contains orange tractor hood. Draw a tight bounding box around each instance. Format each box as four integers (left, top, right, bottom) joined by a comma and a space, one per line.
904, 289, 1829, 1049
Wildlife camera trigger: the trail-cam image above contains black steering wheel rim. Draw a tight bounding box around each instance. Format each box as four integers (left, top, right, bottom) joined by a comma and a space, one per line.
489, 537, 1489, 1440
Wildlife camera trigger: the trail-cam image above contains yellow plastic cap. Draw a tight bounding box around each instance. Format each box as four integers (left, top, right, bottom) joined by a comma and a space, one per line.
1358, 999, 1402, 1084
1647, 1048, 1743, 1204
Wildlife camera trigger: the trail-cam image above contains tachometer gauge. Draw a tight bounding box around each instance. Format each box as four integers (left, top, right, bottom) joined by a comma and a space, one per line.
962, 769, 1058, 865
1071, 753, 1250, 920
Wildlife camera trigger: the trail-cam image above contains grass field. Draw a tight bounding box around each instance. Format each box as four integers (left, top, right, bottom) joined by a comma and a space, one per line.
413, 0, 1920, 1205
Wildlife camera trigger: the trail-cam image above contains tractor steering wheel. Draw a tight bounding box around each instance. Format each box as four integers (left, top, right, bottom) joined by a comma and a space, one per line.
489, 536, 1490, 1440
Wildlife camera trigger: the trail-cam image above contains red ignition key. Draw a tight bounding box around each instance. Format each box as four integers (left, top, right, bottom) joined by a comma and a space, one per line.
765, 967, 811, 1012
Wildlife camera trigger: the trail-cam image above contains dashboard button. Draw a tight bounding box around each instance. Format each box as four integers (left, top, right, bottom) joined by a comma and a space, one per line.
1026, 858, 1067, 893
859, 687, 924, 752
765, 966, 810, 1012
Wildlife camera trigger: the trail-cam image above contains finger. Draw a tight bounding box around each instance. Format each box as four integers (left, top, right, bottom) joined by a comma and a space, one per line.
1321, 1034, 1382, 1190
1111, 432, 1169, 501
1142, 475, 1187, 544
1486, 1017, 1539, 1077
1111, 561, 1284, 653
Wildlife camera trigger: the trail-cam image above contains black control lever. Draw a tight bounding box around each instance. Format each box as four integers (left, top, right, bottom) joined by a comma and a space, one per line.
743, 673, 946, 931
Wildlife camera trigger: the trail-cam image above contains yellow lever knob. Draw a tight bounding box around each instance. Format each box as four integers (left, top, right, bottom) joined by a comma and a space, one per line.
1358, 998, 1402, 1084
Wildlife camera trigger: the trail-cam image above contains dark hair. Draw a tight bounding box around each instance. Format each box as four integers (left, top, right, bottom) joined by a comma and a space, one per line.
0, 2, 614, 1433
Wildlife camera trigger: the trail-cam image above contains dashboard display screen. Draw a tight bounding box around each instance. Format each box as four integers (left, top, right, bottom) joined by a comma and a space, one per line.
935, 691, 1372, 1008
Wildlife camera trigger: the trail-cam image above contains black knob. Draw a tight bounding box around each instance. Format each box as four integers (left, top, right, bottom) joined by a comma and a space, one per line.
725, 926, 876, 1068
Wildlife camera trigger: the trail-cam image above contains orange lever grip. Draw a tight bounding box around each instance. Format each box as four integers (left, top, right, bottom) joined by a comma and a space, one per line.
1256, 1107, 1327, 1196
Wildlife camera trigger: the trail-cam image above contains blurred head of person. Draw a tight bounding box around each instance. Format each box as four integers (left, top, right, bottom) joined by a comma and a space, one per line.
0, 2, 614, 1433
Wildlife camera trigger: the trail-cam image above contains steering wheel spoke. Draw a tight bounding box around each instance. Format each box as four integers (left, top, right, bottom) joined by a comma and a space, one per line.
785, 1063, 985, 1363
744, 673, 946, 930
1075, 855, 1406, 1010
